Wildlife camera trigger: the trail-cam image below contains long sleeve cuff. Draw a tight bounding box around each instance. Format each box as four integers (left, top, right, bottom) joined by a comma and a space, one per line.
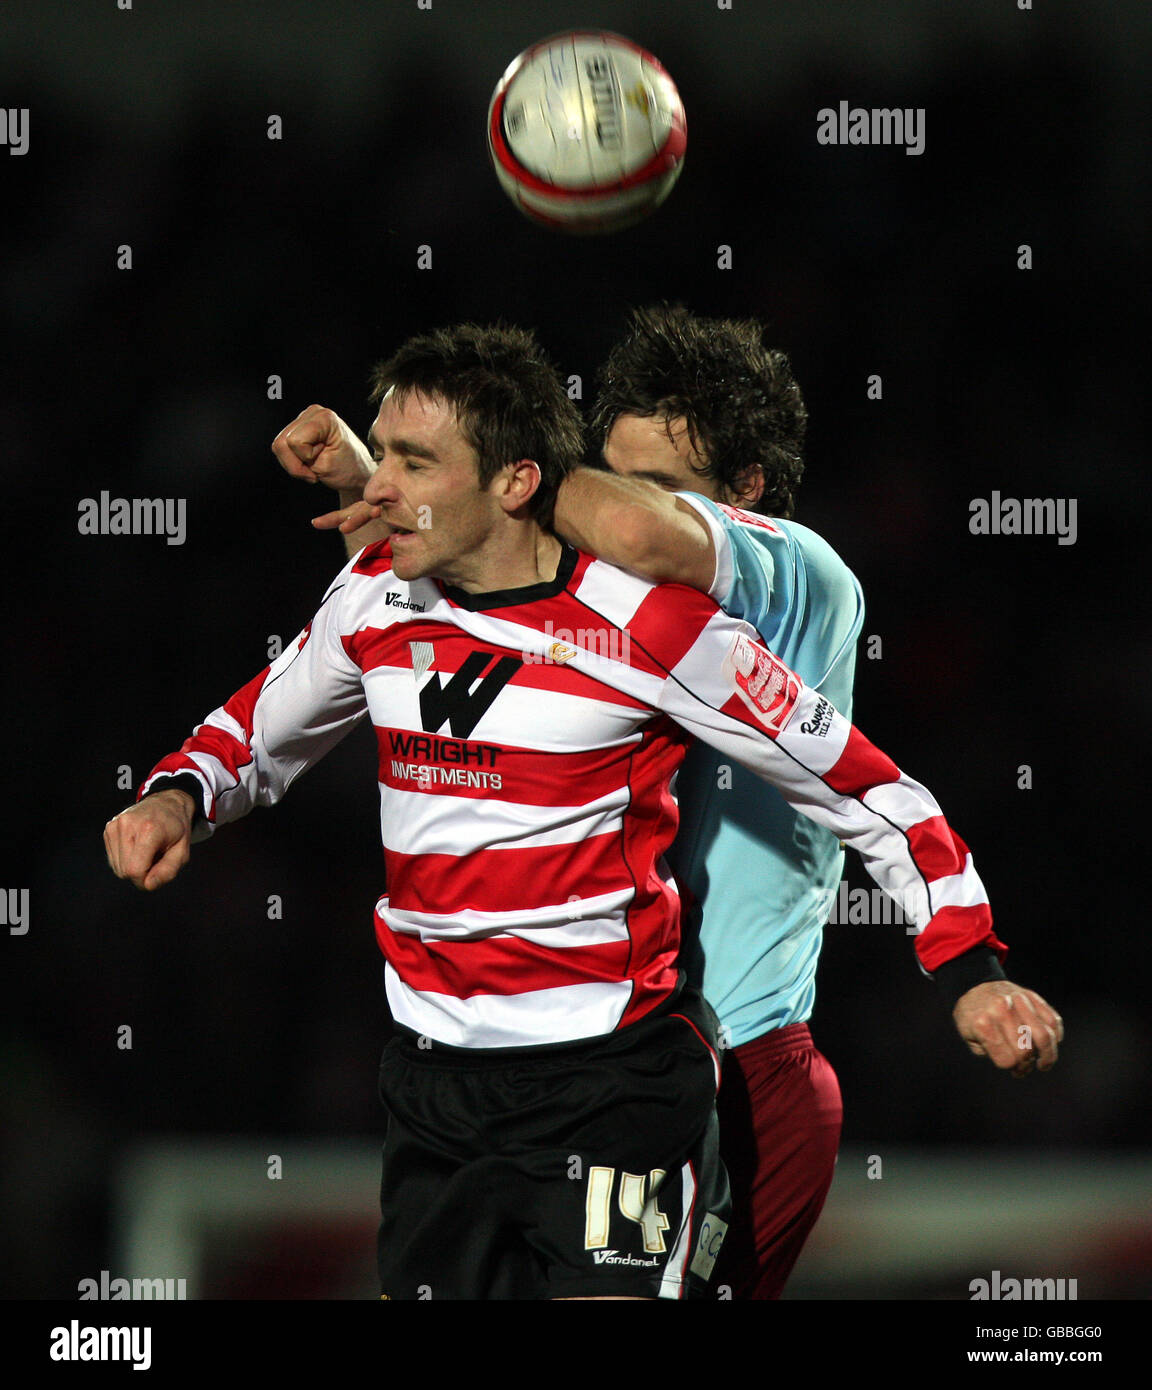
932, 946, 1008, 1013
138, 772, 208, 828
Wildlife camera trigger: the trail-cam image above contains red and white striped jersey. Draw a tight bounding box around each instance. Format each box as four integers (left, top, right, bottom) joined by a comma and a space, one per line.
141, 541, 1004, 1048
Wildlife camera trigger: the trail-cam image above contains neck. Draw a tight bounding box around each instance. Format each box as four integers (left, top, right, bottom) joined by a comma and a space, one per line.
446, 524, 563, 594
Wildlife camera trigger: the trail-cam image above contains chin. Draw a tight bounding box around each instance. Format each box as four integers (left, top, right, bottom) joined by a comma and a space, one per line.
389, 547, 433, 583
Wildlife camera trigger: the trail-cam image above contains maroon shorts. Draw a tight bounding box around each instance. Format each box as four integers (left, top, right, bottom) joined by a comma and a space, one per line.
712, 1022, 842, 1300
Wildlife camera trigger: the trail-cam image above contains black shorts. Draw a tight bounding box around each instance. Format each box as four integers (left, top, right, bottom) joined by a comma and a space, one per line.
376, 984, 730, 1300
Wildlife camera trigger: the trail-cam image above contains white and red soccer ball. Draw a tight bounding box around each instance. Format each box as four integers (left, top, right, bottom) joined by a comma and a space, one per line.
487, 31, 687, 235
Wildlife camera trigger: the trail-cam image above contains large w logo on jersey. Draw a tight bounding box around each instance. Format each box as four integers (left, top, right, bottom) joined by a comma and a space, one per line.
417, 649, 522, 740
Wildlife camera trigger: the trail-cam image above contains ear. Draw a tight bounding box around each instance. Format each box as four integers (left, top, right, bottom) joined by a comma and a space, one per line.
496, 458, 542, 513
731, 465, 765, 509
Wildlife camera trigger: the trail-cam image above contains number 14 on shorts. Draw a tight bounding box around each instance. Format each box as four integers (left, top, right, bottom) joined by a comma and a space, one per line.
584, 1166, 670, 1255
582, 1164, 729, 1282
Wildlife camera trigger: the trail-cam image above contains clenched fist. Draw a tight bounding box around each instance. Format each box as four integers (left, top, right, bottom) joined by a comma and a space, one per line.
104, 789, 197, 892
953, 980, 1064, 1077
272, 404, 376, 494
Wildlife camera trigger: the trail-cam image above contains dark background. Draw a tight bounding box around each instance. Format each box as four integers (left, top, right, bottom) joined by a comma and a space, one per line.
2, 0, 1149, 1302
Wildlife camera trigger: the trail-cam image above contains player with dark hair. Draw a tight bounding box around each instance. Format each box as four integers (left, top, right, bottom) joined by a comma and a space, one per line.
589, 303, 807, 518
369, 322, 578, 525
107, 321, 1029, 1302
295, 306, 1063, 1300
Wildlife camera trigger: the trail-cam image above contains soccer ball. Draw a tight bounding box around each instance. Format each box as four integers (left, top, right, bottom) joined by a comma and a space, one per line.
487, 31, 687, 235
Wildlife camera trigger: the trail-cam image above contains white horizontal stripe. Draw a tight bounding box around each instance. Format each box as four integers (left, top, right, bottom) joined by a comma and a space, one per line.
363, 659, 649, 750
378, 783, 629, 856
574, 559, 656, 629
925, 856, 990, 913
377, 891, 637, 943
774, 702, 853, 775
860, 774, 945, 829
198, 708, 248, 747
384, 965, 633, 1047
442, 605, 669, 708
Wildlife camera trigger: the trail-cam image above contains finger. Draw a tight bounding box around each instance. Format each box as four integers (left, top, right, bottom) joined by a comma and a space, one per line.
964, 991, 1027, 1070
142, 836, 190, 892
311, 502, 380, 532
340, 503, 381, 533
1017, 991, 1062, 1071
273, 442, 317, 482
104, 810, 149, 881
272, 411, 330, 480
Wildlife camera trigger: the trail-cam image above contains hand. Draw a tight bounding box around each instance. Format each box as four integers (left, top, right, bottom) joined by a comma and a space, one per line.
309, 498, 383, 536
272, 404, 376, 494
953, 980, 1063, 1076
104, 789, 196, 892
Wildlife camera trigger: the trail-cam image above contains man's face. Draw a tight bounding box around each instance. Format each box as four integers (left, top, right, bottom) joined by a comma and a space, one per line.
602, 413, 763, 507
363, 390, 502, 586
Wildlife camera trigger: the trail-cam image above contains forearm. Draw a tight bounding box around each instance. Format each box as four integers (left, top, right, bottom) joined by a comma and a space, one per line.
553, 468, 716, 589
140, 570, 367, 830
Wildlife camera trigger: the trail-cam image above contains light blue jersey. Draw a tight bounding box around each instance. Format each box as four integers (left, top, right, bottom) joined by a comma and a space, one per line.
670, 495, 865, 1047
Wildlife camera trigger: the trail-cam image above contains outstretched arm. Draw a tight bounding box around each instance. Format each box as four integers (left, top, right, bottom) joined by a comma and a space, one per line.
621, 586, 1062, 1076
552, 468, 717, 590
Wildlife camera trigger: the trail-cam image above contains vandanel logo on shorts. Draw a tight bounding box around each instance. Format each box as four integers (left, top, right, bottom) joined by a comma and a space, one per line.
724, 634, 800, 735
591, 1250, 662, 1267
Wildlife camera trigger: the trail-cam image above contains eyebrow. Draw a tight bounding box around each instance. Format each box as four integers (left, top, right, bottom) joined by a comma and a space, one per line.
366, 429, 440, 463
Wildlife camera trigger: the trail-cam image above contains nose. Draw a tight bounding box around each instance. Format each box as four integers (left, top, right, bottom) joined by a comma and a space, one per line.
364, 459, 401, 507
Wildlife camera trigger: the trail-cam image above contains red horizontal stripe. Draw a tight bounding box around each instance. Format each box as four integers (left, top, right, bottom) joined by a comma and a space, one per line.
378, 926, 633, 999
179, 721, 252, 782
823, 726, 902, 799
914, 906, 1006, 974
625, 584, 724, 674
219, 667, 271, 741
905, 815, 971, 883
617, 955, 681, 1029
345, 620, 454, 673
377, 726, 639, 805
387, 833, 630, 915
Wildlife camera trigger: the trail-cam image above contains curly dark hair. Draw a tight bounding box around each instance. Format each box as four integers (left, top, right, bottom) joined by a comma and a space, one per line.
370, 323, 584, 524
590, 304, 807, 517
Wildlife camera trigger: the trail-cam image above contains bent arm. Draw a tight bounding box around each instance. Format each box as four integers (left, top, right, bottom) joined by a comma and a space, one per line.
552, 468, 717, 590
138, 565, 368, 835
272, 404, 391, 557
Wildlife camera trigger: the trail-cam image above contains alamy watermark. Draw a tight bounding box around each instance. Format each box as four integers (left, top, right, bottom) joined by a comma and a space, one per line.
77, 1270, 186, 1300
816, 102, 925, 156
49, 1321, 151, 1371
78, 491, 187, 545
1, 107, 29, 156
970, 1269, 1078, 1300
816, 880, 918, 932
969, 492, 1077, 545
2, 887, 29, 935
522, 619, 631, 668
